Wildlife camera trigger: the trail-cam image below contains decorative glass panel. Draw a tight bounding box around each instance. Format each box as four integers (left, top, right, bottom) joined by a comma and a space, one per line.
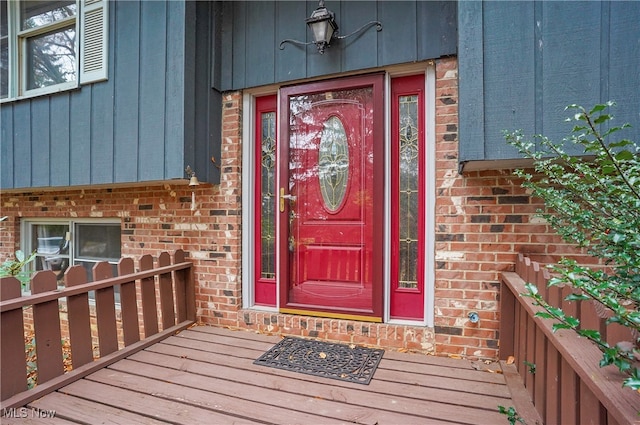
260, 111, 276, 279
318, 116, 349, 212
398, 95, 419, 289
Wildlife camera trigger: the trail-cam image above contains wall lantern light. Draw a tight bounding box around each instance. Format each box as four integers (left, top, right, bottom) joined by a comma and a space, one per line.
280, 0, 382, 54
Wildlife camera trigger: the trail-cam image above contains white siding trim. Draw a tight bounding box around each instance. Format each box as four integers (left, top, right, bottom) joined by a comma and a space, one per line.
241, 93, 256, 309
424, 64, 437, 328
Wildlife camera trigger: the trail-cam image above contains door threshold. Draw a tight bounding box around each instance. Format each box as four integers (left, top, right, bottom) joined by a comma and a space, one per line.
279, 308, 383, 323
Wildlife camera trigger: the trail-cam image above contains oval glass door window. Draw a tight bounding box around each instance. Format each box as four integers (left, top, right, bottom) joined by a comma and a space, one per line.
318, 116, 349, 212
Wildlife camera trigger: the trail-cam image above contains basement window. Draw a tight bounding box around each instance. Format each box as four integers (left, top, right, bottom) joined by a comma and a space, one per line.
21, 219, 121, 294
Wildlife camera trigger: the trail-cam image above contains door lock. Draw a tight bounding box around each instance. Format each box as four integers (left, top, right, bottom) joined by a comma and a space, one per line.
279, 188, 296, 212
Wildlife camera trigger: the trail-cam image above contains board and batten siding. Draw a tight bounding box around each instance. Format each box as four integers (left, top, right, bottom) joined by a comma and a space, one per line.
458, 1, 640, 169
218, 0, 457, 91
1, 0, 221, 190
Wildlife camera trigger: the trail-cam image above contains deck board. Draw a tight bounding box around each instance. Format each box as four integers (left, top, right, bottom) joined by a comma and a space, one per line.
18, 325, 538, 424
28, 392, 169, 425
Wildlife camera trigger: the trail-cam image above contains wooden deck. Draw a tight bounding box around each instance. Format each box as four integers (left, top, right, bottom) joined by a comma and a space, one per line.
3, 326, 539, 425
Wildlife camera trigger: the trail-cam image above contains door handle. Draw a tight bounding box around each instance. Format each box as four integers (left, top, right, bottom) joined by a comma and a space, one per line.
279, 188, 296, 212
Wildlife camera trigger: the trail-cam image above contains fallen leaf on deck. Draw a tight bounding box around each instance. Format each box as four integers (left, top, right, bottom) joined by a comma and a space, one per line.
506, 355, 515, 365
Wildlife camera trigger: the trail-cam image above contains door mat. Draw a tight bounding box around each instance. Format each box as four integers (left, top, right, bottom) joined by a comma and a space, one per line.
254, 336, 384, 385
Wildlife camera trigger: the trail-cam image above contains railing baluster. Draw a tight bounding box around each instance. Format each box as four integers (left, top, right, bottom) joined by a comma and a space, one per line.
117, 257, 140, 346
1, 277, 28, 399
524, 314, 535, 399
31, 271, 64, 383
139, 254, 159, 337
158, 252, 176, 330
65, 265, 94, 368
579, 380, 606, 425
545, 343, 561, 425
560, 357, 578, 424
93, 262, 118, 356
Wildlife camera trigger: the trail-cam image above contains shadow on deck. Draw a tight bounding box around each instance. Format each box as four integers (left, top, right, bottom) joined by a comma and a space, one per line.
4, 325, 540, 425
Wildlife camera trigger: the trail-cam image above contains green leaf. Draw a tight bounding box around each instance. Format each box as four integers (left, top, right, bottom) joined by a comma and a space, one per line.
615, 150, 635, 161
577, 329, 601, 340
535, 312, 556, 320
552, 323, 573, 332
593, 114, 611, 124
589, 104, 607, 115
565, 293, 590, 301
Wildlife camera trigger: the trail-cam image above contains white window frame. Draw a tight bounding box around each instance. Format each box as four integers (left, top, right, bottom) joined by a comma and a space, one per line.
20, 218, 121, 293
1, 0, 108, 102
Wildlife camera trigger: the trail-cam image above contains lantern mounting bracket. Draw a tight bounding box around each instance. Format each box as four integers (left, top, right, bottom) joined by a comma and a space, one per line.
279, 0, 382, 54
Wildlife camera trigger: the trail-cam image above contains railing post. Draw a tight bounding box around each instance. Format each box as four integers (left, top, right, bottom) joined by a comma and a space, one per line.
158, 252, 176, 330
1, 277, 28, 401
173, 249, 196, 322
499, 276, 516, 360
173, 250, 187, 323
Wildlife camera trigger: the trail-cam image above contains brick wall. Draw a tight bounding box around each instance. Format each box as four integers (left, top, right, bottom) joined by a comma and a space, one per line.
0, 56, 588, 360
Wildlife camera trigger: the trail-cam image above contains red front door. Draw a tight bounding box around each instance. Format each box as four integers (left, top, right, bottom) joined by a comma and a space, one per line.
278, 75, 384, 321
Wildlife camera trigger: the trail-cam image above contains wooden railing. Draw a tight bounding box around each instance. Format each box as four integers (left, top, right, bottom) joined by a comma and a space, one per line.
1, 250, 195, 410
500, 254, 639, 425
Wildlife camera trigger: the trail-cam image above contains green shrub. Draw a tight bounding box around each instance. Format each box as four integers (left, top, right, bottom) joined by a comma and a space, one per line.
505, 102, 640, 390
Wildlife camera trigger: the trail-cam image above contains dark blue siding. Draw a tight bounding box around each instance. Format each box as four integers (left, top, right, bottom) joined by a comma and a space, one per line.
540, 2, 601, 153
341, 1, 379, 71
2, 0, 220, 190
378, 1, 417, 65
13, 104, 31, 188
69, 90, 91, 186
609, 3, 640, 137
139, 1, 168, 181
165, 0, 188, 178
275, 1, 308, 83
113, 0, 140, 183
457, 0, 484, 161
50, 95, 71, 187
223, 0, 457, 90
246, 2, 276, 88
91, 78, 115, 184
31, 99, 51, 187
459, 1, 640, 166
0, 106, 13, 188
483, 1, 535, 160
